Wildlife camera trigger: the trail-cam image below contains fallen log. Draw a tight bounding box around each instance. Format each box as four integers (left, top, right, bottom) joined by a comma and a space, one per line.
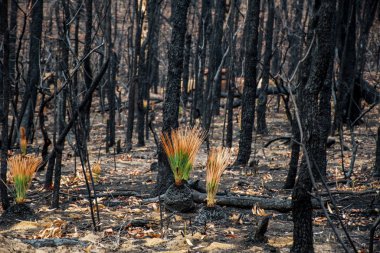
143, 191, 319, 212
192, 191, 320, 212
22, 238, 87, 248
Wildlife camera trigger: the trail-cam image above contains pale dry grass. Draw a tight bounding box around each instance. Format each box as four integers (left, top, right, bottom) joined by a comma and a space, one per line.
206, 147, 232, 207
8, 154, 42, 203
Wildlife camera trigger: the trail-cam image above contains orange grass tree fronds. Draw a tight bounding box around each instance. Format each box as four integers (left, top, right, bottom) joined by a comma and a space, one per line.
160, 125, 207, 186
8, 154, 42, 203
20, 127, 27, 155
206, 147, 232, 207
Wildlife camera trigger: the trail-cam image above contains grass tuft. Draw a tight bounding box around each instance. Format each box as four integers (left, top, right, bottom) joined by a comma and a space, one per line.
8, 154, 42, 204
206, 147, 231, 207
160, 125, 206, 186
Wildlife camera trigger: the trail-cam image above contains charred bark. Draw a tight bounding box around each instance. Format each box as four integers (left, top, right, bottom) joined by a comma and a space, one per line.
234, 0, 260, 166
20, 0, 43, 141
154, 0, 191, 196
292, 0, 335, 251
0, 0, 11, 210
256, 0, 274, 135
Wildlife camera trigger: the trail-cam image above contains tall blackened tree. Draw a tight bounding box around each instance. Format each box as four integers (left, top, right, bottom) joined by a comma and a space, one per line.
234, 0, 260, 166
191, 0, 211, 124
225, 0, 241, 148
288, 0, 303, 76
20, 0, 43, 141
83, 0, 93, 139
292, 0, 335, 251
256, 0, 274, 134
126, 0, 144, 151
52, 0, 70, 208
105, 0, 116, 149
154, 0, 191, 195
203, 0, 226, 129
0, 0, 11, 210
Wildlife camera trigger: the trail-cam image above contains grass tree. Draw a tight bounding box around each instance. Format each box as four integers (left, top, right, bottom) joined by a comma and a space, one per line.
160, 125, 206, 212
160, 126, 206, 186
206, 147, 231, 207
8, 155, 41, 204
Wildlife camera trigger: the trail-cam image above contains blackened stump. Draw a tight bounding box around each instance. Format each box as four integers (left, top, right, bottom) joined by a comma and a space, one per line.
163, 183, 194, 213
194, 205, 227, 225
0, 203, 37, 227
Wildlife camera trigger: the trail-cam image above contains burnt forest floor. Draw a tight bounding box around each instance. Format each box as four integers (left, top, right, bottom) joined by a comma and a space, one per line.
0, 95, 379, 253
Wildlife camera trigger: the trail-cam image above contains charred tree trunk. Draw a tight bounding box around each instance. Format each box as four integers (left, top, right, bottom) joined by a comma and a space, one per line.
191, 0, 211, 124
9, 0, 17, 83
234, 0, 260, 166
283, 119, 300, 189
126, 0, 144, 151
203, 0, 226, 126
105, 1, 115, 149
374, 126, 380, 178
292, 1, 335, 251
20, 0, 43, 141
0, 0, 11, 210
52, 0, 70, 208
145, 0, 161, 139
210, 0, 226, 117
288, 0, 303, 76
225, 0, 240, 148
83, 0, 93, 139
182, 34, 191, 110
334, 0, 356, 130
256, 0, 274, 135
154, 0, 191, 196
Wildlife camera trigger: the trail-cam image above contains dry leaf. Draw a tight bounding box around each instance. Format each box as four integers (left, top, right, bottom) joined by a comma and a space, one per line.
252, 205, 268, 217
327, 203, 333, 214
185, 238, 194, 246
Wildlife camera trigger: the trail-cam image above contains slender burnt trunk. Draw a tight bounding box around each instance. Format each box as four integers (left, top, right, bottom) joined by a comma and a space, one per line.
334, 0, 356, 130
225, 0, 240, 148
288, 0, 303, 76
83, 0, 93, 139
52, 0, 70, 208
203, 0, 226, 127
20, 0, 43, 141
106, 1, 115, 148
182, 34, 192, 110
0, 0, 11, 210
374, 126, 380, 178
191, 0, 211, 124
292, 1, 335, 251
9, 0, 17, 83
234, 0, 260, 166
256, 0, 274, 135
283, 119, 300, 189
126, 0, 144, 151
154, 0, 191, 196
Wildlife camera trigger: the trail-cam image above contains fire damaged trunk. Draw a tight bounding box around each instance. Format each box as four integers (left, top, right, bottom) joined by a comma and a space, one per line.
0, 0, 11, 210
20, 0, 43, 141
154, 0, 191, 196
256, 0, 274, 135
234, 0, 260, 166
292, 1, 335, 251
374, 126, 380, 178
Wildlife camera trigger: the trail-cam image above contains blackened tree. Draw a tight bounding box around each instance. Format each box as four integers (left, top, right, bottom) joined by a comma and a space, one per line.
154, 0, 191, 195
234, 0, 260, 166
256, 0, 274, 135
0, 0, 11, 210
292, 0, 335, 251
20, 0, 43, 141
